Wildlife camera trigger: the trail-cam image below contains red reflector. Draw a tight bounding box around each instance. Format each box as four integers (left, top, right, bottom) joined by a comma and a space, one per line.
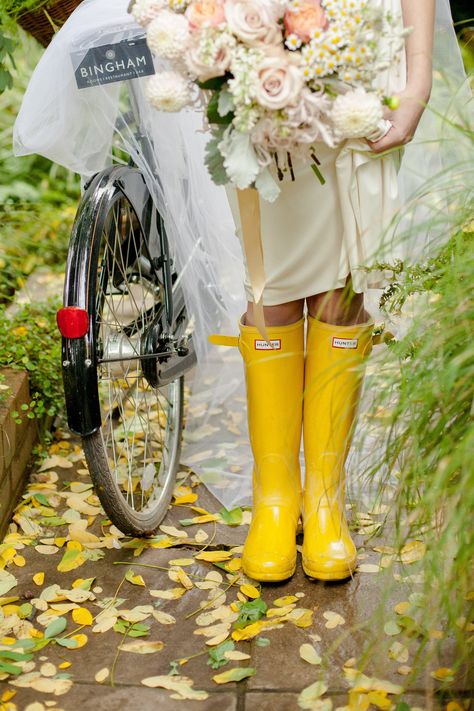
57, 307, 89, 338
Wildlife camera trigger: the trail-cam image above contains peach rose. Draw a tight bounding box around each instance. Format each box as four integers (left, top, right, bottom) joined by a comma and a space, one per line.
254, 54, 304, 110
284, 0, 327, 43
186, 0, 225, 29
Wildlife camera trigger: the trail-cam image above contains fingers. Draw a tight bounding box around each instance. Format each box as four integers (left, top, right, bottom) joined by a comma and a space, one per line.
367, 126, 412, 154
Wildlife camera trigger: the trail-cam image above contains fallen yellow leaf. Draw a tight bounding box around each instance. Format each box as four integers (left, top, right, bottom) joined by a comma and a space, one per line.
141, 674, 208, 700
173, 493, 198, 505
72, 607, 93, 626
240, 584, 260, 599
0, 690, 16, 703
125, 569, 146, 587
399, 540, 426, 564
430, 667, 454, 682
70, 633, 88, 649
394, 601, 410, 615
195, 550, 232, 562
159, 525, 188, 539
358, 563, 381, 573
95, 667, 110, 683
367, 691, 392, 710
299, 643, 322, 665
176, 568, 193, 590
150, 588, 187, 600
287, 608, 314, 628
33, 572, 45, 586
273, 595, 298, 607
323, 611, 345, 629
121, 640, 164, 654
212, 667, 256, 684
226, 558, 242, 572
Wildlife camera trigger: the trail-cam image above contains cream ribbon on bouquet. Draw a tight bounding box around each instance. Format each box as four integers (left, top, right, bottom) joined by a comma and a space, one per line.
236, 187, 269, 341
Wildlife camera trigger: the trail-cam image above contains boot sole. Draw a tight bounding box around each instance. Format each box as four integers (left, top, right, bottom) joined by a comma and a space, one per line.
302, 560, 356, 581
242, 563, 296, 582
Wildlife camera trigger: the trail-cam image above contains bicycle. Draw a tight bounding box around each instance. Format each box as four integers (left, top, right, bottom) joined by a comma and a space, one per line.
56, 72, 197, 537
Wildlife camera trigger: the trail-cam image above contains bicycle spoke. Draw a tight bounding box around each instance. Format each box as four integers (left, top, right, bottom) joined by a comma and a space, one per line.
87, 195, 182, 518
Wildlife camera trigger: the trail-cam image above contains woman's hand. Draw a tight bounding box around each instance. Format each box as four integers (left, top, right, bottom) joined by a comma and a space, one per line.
367, 85, 431, 154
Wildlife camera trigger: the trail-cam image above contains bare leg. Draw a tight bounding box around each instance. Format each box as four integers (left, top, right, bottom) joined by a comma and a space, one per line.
244, 298, 305, 327
306, 275, 371, 325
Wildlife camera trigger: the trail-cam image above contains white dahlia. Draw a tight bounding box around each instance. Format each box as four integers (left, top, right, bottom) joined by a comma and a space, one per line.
131, 0, 166, 26
146, 10, 190, 58
145, 72, 191, 111
331, 88, 384, 140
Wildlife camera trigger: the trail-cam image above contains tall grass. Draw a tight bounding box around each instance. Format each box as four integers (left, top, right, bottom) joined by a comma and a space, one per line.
350, 82, 474, 685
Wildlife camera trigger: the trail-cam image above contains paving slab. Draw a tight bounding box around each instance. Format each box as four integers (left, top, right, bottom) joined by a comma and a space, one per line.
2, 682, 238, 711
1, 432, 471, 710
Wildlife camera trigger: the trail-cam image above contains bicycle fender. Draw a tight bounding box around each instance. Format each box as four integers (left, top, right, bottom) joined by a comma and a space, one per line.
61, 336, 101, 436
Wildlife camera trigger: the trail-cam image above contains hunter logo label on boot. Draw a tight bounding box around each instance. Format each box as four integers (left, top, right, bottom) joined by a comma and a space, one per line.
254, 339, 281, 350
72, 36, 155, 90
332, 337, 358, 349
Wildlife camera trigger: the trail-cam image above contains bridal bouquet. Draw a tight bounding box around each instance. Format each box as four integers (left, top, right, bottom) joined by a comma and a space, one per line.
131, 0, 408, 201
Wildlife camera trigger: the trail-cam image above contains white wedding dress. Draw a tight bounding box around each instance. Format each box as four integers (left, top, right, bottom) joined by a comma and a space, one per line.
13, 0, 471, 508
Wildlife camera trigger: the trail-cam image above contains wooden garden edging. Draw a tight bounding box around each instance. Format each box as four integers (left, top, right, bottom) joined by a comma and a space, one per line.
0, 368, 39, 538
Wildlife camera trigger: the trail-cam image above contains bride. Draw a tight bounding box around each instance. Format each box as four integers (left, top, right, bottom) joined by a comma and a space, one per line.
13, 0, 469, 582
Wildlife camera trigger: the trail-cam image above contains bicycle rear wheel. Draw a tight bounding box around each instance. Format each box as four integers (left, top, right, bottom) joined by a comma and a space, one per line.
62, 168, 184, 535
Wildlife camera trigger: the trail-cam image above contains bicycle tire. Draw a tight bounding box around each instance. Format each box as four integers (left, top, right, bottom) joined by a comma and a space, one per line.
62, 166, 186, 535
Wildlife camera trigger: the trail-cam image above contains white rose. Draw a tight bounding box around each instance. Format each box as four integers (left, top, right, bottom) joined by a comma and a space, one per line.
253, 54, 304, 110
146, 10, 190, 59
185, 37, 235, 81
332, 88, 385, 140
145, 71, 192, 111
224, 0, 282, 46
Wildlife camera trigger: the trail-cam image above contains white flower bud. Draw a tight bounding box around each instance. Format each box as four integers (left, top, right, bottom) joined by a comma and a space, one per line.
145, 72, 192, 112
146, 10, 190, 59
332, 88, 384, 140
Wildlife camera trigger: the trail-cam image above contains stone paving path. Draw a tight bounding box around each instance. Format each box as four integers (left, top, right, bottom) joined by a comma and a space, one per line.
0, 434, 471, 711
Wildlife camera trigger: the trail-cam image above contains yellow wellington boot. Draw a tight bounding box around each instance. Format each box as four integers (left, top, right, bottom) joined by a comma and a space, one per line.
302, 315, 374, 581
239, 317, 305, 582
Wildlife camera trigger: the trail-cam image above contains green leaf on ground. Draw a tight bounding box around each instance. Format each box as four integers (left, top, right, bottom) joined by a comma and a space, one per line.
212, 667, 256, 684
207, 640, 235, 669
219, 507, 243, 526
44, 616, 67, 639
233, 598, 267, 629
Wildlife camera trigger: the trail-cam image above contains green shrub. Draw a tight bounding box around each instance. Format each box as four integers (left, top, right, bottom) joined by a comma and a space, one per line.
0, 299, 63, 427
0, 31, 80, 303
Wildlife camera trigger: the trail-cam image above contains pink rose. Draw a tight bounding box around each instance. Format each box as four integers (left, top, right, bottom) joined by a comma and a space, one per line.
254, 54, 304, 110
284, 0, 328, 43
186, 0, 225, 29
224, 0, 281, 46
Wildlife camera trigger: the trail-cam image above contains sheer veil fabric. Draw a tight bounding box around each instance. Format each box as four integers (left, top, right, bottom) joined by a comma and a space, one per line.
13, 0, 471, 508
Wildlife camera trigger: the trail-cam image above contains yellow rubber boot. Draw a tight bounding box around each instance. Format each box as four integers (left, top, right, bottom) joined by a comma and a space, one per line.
302, 315, 374, 580
239, 317, 304, 582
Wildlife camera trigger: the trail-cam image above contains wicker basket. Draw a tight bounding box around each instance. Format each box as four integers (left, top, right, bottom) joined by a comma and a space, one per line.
17, 0, 83, 47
